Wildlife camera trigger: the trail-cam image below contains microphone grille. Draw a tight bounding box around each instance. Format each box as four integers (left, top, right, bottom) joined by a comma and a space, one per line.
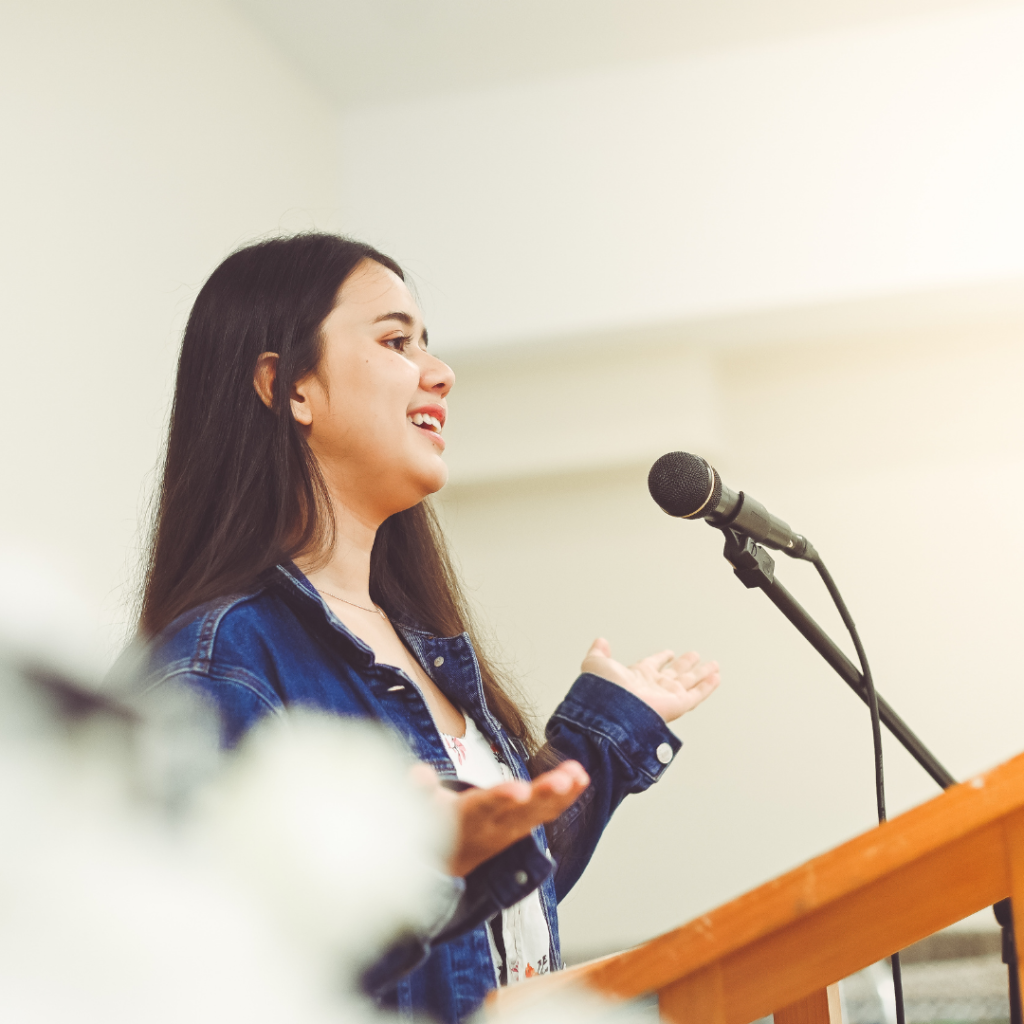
648, 452, 720, 518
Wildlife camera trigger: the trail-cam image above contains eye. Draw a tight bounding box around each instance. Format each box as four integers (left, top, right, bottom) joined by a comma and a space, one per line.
382, 334, 412, 352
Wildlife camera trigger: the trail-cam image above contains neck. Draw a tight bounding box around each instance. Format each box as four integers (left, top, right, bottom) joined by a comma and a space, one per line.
296, 494, 382, 603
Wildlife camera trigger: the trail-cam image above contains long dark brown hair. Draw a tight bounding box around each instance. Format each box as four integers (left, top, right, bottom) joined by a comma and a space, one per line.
140, 233, 535, 747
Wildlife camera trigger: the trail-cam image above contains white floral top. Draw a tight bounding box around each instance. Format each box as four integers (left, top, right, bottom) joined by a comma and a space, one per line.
440, 715, 552, 984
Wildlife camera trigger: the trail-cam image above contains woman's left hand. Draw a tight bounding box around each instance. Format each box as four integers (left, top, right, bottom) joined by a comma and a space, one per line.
581, 638, 720, 723
412, 760, 591, 877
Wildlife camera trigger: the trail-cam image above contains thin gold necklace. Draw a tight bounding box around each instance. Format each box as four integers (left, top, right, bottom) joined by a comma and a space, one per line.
318, 588, 388, 620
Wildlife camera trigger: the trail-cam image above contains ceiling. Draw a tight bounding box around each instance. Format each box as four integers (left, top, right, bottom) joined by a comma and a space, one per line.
231, 0, 1002, 108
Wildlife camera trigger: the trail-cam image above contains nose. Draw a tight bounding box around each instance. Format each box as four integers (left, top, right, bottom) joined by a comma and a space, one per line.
421, 350, 455, 398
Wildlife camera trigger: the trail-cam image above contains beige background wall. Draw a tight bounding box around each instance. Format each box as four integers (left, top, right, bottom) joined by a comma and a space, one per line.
435, 302, 1024, 957
337, 1, 1024, 348
330, 2, 1024, 955
0, 0, 340, 646
3, 0, 1023, 964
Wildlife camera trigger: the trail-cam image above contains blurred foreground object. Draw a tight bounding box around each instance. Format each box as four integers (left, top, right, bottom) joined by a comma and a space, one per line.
0, 542, 647, 1023
0, 543, 443, 1022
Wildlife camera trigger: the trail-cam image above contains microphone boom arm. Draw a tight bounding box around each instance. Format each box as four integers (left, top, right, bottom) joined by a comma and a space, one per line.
651, 451, 1018, 1017
720, 528, 956, 789
722, 527, 1024, 1019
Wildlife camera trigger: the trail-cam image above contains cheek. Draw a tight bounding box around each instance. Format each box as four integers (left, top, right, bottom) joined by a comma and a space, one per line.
321, 358, 419, 450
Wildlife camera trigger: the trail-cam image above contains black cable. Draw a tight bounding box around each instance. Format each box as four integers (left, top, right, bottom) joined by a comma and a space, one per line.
813, 555, 906, 1024
716, 525, 1016, 1021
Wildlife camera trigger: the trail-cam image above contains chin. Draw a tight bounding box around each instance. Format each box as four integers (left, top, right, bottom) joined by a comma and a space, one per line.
388, 461, 448, 513
420, 462, 449, 496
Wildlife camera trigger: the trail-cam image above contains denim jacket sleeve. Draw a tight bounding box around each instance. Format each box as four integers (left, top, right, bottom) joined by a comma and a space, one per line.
361, 829, 554, 997
542, 673, 682, 901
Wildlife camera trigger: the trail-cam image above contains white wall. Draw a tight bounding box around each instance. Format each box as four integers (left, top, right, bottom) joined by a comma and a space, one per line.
232, 0, 995, 107
340, 2, 1024, 350
0, 0, 340, 653
435, 310, 1024, 958
334, 3, 1024, 957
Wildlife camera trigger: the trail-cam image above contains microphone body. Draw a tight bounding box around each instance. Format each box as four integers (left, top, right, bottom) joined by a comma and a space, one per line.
648, 452, 817, 561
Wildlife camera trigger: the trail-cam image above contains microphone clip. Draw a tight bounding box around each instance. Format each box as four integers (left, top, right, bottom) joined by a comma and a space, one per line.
722, 529, 776, 590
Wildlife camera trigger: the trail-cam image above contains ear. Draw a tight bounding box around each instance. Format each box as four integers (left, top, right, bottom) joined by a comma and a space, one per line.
254, 352, 314, 426
253, 352, 279, 409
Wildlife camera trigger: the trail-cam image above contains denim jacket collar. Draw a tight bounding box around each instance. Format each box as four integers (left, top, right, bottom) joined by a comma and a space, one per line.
270, 562, 515, 770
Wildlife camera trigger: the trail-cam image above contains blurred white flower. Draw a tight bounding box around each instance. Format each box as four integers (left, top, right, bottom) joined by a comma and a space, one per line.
192, 711, 456, 983
0, 541, 650, 1024
0, 544, 441, 1022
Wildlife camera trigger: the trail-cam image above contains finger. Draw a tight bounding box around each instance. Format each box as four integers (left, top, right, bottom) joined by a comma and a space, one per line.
484, 779, 534, 804
513, 767, 590, 825
652, 672, 689, 695
678, 659, 719, 689
532, 761, 590, 798
693, 659, 719, 681
585, 637, 612, 660
668, 651, 700, 674
518, 784, 587, 827
539, 769, 573, 796
449, 768, 590, 875
471, 784, 582, 854
636, 649, 676, 673
684, 673, 721, 708
459, 781, 534, 820
559, 759, 590, 785
464, 768, 585, 822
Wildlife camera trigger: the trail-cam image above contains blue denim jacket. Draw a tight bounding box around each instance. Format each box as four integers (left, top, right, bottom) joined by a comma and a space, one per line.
145, 564, 681, 1023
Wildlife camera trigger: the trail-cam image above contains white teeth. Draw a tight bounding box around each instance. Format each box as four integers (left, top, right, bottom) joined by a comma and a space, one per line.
409, 412, 442, 432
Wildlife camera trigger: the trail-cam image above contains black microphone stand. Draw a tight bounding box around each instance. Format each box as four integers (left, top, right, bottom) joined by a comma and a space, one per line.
718, 527, 1021, 1024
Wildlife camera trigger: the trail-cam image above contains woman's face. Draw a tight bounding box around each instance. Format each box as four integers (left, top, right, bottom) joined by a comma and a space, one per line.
294, 258, 455, 520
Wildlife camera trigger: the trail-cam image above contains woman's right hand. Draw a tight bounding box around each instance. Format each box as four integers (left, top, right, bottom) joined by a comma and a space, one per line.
414, 761, 590, 877
581, 638, 720, 723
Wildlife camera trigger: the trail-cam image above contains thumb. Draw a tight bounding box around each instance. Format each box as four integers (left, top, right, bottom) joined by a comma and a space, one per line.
585, 637, 611, 660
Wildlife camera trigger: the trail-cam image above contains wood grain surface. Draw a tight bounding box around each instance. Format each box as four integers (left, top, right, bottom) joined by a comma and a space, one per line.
491, 749, 1024, 1021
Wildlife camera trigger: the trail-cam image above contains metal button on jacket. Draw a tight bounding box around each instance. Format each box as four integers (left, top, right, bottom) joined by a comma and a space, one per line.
433, 656, 445, 667
513, 870, 529, 886
656, 742, 674, 765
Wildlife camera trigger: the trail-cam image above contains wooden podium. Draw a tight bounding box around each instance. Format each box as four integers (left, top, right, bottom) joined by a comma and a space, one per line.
494, 749, 1024, 1023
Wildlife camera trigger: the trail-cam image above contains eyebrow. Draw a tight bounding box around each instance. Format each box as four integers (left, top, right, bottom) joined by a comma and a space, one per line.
373, 310, 429, 347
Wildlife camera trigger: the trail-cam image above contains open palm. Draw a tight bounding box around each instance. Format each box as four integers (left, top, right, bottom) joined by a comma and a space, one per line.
581, 637, 720, 723
413, 760, 590, 877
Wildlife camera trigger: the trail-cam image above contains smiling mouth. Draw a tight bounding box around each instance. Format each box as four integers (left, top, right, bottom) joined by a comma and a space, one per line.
409, 412, 443, 434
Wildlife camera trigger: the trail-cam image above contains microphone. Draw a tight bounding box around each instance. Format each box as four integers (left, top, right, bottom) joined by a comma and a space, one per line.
647, 451, 817, 561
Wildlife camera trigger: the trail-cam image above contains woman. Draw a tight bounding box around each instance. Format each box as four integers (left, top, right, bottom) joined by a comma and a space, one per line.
141, 234, 720, 1022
